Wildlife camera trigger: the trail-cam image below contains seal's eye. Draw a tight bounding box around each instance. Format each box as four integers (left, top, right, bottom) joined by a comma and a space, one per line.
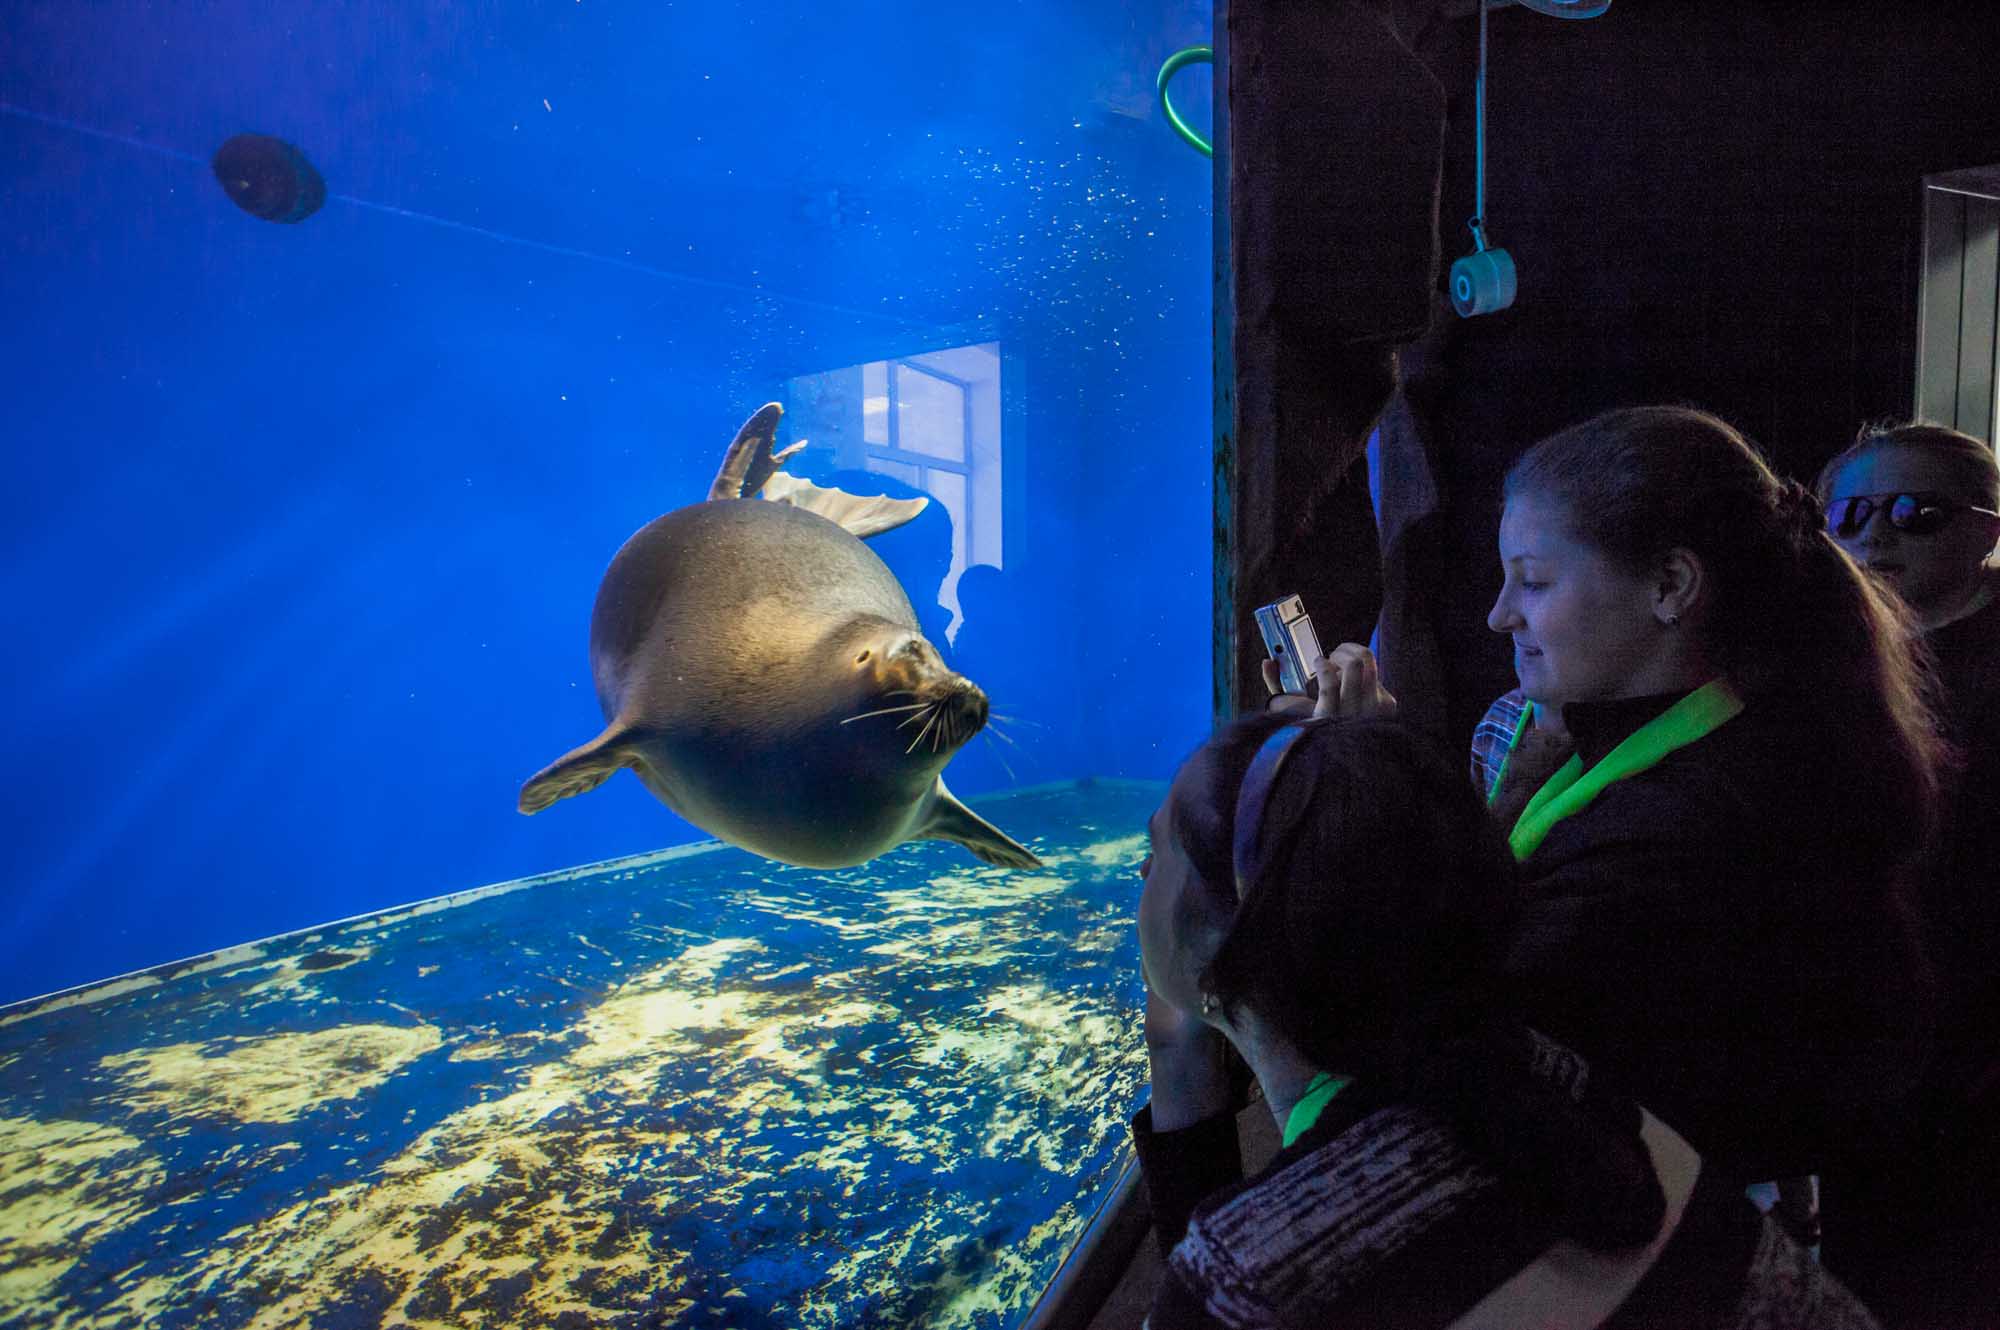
855, 649, 872, 664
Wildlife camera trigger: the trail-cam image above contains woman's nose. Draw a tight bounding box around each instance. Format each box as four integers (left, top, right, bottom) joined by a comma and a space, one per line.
1852, 511, 1897, 547
1487, 589, 1516, 633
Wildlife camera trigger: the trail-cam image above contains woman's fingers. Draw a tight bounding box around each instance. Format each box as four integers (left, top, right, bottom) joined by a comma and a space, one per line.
1339, 644, 1377, 716
1311, 643, 1399, 719
1267, 691, 1313, 716
1261, 656, 1316, 714
1263, 642, 1399, 718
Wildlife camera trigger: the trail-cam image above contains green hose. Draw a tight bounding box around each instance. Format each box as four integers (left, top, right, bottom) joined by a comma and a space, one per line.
1156, 45, 1213, 157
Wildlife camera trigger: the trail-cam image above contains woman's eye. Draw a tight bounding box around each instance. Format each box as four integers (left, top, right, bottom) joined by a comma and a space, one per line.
1520, 580, 1548, 593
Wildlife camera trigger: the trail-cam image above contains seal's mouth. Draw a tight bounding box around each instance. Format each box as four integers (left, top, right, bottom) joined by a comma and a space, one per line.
897, 678, 988, 757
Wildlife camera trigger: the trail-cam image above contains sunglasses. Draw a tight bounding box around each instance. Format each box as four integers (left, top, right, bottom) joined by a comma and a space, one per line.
1825, 491, 2000, 539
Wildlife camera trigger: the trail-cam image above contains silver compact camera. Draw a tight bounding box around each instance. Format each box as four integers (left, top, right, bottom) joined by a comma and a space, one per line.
1253, 595, 1324, 696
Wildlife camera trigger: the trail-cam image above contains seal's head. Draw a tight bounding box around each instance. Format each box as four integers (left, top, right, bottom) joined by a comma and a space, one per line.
836, 617, 990, 769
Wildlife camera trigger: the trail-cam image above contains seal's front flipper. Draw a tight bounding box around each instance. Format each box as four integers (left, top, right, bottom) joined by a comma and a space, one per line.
518, 727, 646, 814
762, 472, 928, 539
707, 402, 804, 501
918, 783, 1043, 869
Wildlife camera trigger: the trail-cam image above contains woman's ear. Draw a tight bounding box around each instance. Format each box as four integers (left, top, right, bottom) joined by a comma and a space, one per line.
1656, 546, 1705, 626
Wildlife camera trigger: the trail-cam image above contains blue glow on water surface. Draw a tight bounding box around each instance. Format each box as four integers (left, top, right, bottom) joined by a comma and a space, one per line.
2, 1, 1212, 1324
0, 784, 1161, 1327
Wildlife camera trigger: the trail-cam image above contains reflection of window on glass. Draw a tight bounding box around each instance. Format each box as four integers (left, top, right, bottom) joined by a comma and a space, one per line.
788, 343, 1004, 635
864, 358, 975, 592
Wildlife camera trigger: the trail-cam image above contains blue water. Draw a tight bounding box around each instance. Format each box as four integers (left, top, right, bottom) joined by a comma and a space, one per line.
0, 0, 1215, 1007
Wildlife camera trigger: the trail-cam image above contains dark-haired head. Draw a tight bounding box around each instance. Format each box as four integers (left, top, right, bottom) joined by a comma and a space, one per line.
1140, 712, 1665, 1248
1498, 405, 1943, 850
1151, 712, 1519, 1081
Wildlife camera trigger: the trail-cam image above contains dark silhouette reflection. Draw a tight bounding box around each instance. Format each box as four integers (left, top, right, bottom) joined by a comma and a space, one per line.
947, 562, 1049, 790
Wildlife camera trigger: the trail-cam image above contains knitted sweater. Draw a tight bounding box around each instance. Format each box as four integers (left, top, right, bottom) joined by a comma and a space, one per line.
1134, 1034, 1879, 1330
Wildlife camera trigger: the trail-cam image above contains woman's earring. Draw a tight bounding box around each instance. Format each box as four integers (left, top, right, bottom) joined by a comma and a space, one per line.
1665, 612, 1681, 627
1200, 991, 1220, 1017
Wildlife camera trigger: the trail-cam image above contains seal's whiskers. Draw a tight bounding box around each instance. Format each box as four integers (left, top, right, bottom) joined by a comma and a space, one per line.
906, 705, 944, 754
840, 702, 930, 725
982, 731, 1021, 783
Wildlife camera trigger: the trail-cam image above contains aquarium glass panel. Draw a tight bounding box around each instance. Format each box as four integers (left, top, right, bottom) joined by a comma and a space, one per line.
0, 0, 1214, 1325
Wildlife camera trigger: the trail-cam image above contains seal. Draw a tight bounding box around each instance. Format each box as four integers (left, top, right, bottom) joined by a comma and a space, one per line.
519, 402, 1041, 871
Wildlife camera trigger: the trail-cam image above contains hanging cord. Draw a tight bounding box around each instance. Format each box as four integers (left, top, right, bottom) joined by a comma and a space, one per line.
1469, 0, 1492, 253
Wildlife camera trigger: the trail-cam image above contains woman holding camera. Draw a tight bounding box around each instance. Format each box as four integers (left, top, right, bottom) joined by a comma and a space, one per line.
1134, 712, 1876, 1328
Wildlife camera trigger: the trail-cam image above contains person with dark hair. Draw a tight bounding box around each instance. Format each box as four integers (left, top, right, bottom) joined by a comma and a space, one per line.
1481, 405, 1940, 1212
1134, 711, 1877, 1329
1815, 421, 2000, 1324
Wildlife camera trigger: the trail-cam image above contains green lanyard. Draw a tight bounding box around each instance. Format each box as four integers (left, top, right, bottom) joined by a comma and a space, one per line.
1508, 679, 1744, 862
1282, 1070, 1352, 1147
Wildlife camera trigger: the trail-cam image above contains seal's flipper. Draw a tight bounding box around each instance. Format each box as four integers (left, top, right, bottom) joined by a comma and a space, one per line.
707, 402, 803, 501
918, 783, 1043, 869
518, 727, 647, 814
705, 401, 923, 538
762, 472, 928, 539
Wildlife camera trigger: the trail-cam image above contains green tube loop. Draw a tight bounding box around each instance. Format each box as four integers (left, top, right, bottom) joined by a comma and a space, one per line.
1156, 45, 1214, 158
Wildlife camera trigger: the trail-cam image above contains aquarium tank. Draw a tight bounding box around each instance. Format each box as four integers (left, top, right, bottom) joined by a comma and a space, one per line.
0, 1, 1215, 1326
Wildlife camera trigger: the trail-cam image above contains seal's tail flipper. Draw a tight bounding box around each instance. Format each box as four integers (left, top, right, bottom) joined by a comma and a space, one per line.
518, 727, 645, 814
918, 783, 1043, 870
707, 402, 802, 501
707, 400, 928, 539
761, 472, 927, 539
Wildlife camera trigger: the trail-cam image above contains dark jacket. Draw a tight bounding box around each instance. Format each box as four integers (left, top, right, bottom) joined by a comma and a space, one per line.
1505, 692, 1932, 1187
1916, 596, 2000, 1142
1838, 596, 2000, 1250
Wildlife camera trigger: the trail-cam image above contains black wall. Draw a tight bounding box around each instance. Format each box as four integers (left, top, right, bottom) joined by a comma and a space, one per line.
1394, 0, 2000, 745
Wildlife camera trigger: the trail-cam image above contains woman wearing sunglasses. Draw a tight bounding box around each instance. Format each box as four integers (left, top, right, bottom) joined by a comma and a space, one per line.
1134, 713, 1879, 1328
1818, 423, 2000, 633
1814, 422, 2000, 1325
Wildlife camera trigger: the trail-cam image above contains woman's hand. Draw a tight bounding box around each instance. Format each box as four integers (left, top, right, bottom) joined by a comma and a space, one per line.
1261, 642, 1399, 719
1145, 984, 1234, 1131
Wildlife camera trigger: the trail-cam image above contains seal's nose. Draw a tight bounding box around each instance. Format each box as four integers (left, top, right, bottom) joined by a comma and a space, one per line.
947, 679, 990, 733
